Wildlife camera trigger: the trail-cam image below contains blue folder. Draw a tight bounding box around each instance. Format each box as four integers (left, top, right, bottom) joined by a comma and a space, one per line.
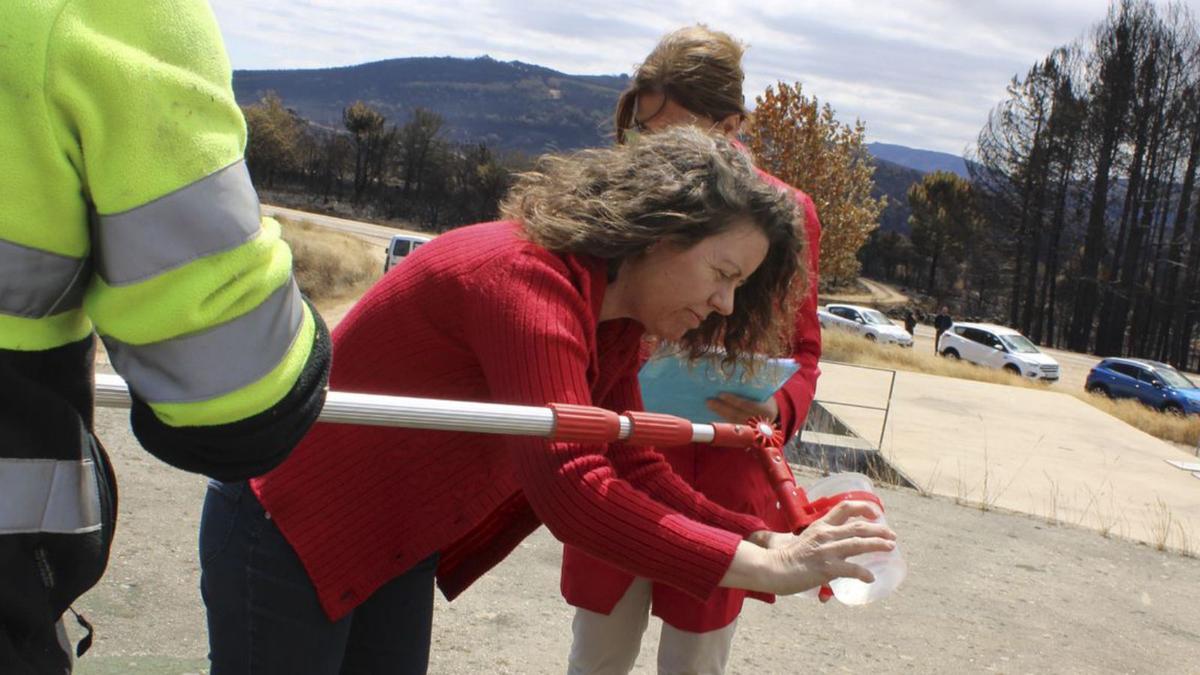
638, 352, 799, 424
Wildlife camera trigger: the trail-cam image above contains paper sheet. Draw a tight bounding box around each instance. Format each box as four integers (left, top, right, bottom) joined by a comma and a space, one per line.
1165, 459, 1200, 472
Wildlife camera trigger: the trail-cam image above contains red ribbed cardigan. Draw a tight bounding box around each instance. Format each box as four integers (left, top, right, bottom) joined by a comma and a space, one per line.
251, 221, 767, 621
561, 171, 823, 632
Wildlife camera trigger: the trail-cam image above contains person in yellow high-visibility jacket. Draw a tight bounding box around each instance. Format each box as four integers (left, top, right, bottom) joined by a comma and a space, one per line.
0, 2, 331, 670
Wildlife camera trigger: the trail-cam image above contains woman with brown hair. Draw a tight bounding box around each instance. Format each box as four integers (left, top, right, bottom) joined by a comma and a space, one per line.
198, 126, 891, 674
562, 26, 827, 675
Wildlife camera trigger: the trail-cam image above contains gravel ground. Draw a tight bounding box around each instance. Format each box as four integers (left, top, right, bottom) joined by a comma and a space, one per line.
71, 408, 1200, 674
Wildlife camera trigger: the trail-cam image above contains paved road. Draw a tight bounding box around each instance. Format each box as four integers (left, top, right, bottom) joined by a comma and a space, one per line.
818, 360, 1200, 546
262, 203, 430, 248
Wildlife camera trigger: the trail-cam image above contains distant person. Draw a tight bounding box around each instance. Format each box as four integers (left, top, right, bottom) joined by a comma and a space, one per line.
1, 3, 330, 672
904, 309, 917, 336
198, 128, 894, 674
934, 306, 954, 354
562, 25, 825, 675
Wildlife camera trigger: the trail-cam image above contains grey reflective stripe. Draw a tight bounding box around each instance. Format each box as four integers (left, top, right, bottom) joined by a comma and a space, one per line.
0, 458, 101, 535
0, 239, 90, 318
95, 159, 262, 286
103, 278, 304, 403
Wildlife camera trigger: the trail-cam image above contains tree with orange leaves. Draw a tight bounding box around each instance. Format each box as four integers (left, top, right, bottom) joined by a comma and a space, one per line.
746, 82, 884, 287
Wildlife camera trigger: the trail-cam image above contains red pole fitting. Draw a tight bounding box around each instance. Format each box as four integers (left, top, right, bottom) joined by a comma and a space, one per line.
754, 442, 813, 530
548, 403, 621, 443
743, 417, 816, 532
622, 410, 695, 447
708, 423, 758, 447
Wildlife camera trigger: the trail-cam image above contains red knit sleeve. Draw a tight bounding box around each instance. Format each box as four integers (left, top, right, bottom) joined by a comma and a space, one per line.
463, 251, 743, 600
599, 371, 767, 535
775, 190, 823, 440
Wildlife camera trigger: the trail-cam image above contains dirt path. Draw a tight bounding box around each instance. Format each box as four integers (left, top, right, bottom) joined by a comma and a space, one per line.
313, 294, 363, 329
857, 278, 911, 306
820, 278, 910, 307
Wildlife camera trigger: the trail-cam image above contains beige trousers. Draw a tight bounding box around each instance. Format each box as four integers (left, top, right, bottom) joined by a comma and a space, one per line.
567, 578, 738, 675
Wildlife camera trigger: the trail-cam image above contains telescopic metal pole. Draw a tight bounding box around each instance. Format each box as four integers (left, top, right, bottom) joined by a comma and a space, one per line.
93, 373, 763, 448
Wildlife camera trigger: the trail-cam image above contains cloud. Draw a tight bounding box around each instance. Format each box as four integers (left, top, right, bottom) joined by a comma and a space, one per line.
210, 0, 1199, 154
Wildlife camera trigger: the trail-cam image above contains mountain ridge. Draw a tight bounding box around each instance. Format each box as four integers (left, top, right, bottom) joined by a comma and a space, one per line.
866, 142, 968, 178
234, 56, 967, 233
234, 55, 629, 153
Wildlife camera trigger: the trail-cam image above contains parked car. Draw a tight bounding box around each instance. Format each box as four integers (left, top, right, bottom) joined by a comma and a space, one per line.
817, 303, 913, 347
1085, 358, 1200, 415
383, 233, 432, 272
937, 322, 1060, 382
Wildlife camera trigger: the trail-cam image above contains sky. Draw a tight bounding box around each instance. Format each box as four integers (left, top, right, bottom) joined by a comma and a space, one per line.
210, 1, 1199, 156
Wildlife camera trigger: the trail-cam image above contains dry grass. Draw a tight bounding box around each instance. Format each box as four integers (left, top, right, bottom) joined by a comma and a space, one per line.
917, 459, 943, 499
821, 327, 1049, 387
278, 217, 381, 303
1075, 392, 1200, 447
820, 326, 1200, 447
1077, 481, 1125, 539
1176, 521, 1196, 558
1149, 496, 1175, 551
1043, 472, 1062, 525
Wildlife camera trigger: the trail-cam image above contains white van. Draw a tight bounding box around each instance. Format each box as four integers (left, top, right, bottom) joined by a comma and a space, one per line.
937, 322, 1060, 382
383, 233, 432, 272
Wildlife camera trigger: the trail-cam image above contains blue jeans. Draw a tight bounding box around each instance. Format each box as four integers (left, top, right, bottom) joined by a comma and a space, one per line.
199, 480, 438, 674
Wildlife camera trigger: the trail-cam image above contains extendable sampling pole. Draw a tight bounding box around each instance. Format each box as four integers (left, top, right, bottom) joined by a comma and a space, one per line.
93, 373, 763, 449
95, 373, 876, 533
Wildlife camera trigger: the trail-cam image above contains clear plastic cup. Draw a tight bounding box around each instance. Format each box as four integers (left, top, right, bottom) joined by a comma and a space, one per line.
802, 472, 906, 605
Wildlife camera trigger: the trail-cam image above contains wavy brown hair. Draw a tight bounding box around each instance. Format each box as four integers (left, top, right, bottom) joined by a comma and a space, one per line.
615, 25, 747, 144
501, 126, 805, 364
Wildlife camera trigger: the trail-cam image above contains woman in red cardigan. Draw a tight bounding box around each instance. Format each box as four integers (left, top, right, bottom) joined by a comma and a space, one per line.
562, 26, 827, 675
198, 127, 893, 674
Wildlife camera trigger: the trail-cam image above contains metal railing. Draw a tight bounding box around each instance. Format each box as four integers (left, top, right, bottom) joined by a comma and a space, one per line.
808, 360, 897, 451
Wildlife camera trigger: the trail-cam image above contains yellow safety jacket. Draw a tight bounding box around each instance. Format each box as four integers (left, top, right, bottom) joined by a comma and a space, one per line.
0, 3, 330, 668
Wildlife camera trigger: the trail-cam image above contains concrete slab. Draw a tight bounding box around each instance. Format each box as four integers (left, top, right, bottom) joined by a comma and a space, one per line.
814, 361, 1200, 551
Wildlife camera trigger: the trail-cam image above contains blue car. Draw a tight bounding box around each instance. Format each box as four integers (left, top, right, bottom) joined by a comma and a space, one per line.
1085, 358, 1200, 415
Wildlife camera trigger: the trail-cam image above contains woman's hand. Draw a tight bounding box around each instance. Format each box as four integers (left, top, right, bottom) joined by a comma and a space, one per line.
706, 392, 779, 424
746, 529, 798, 550
722, 501, 896, 596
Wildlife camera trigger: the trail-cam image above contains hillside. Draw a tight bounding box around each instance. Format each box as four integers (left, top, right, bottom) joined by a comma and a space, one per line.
871, 158, 924, 234
234, 56, 627, 154
867, 142, 969, 177
234, 56, 949, 232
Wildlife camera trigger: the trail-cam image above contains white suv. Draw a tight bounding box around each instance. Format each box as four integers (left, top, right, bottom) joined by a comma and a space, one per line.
383, 233, 432, 272
938, 322, 1060, 382
817, 303, 913, 347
